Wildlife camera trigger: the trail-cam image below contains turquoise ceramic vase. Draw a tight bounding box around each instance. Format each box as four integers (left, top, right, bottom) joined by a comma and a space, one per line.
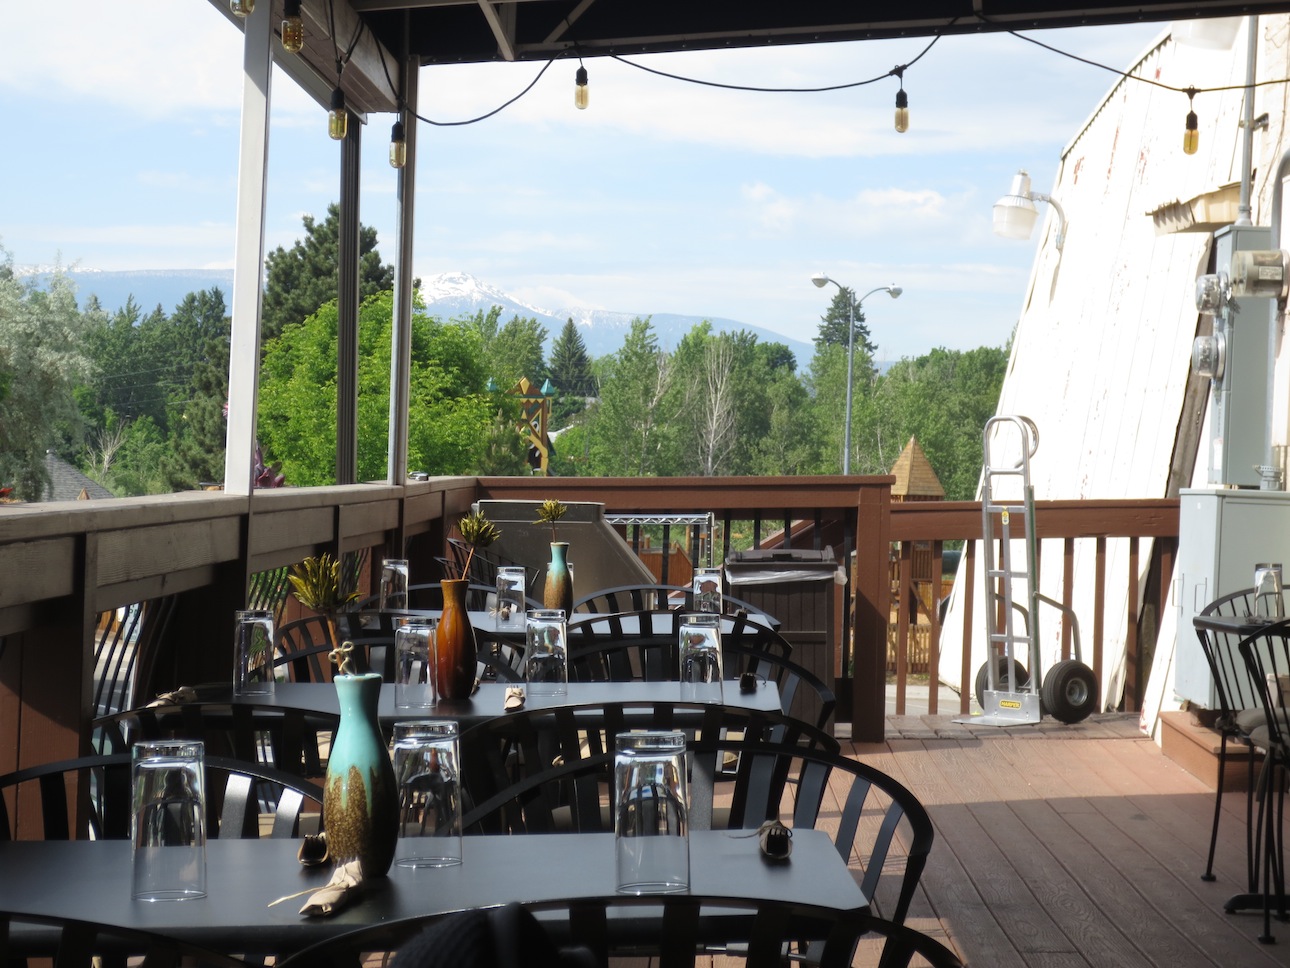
323, 673, 398, 877
543, 541, 574, 617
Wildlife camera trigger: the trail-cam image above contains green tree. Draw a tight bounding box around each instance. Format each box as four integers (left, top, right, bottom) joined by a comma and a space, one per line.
258, 294, 500, 484
492, 315, 549, 388
813, 287, 876, 356
549, 318, 596, 427
584, 318, 673, 476
260, 204, 402, 341
0, 253, 94, 500
162, 289, 231, 488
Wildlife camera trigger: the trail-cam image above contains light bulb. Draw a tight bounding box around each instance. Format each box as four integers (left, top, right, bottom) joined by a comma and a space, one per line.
389, 120, 407, 169
1183, 109, 1199, 155
230, 0, 254, 18
329, 88, 348, 141
894, 88, 909, 133
281, 0, 304, 53
574, 66, 589, 110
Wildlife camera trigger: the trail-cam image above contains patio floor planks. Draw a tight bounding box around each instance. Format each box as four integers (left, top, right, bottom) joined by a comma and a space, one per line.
842, 713, 1290, 967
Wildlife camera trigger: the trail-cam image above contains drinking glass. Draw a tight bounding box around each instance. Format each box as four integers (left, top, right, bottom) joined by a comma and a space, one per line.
394, 623, 436, 709
495, 566, 526, 631
679, 612, 723, 703
692, 566, 723, 613
1254, 562, 1285, 619
132, 740, 207, 901
232, 609, 275, 697
524, 609, 568, 697
380, 558, 409, 611
392, 721, 463, 867
614, 730, 689, 894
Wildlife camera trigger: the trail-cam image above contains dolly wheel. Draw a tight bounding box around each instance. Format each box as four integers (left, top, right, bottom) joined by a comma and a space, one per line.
1041, 659, 1098, 724
974, 657, 1030, 709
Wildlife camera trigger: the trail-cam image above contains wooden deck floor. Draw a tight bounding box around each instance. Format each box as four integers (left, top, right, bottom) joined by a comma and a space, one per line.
837, 712, 1290, 968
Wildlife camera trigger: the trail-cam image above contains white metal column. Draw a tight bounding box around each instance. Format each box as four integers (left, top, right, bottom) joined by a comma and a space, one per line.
388, 52, 418, 484
223, 0, 272, 495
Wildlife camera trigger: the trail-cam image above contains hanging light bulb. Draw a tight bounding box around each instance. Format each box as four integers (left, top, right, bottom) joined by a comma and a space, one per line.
281, 0, 304, 53
574, 65, 589, 110
1183, 89, 1199, 155
231, 0, 254, 16
894, 87, 909, 133
328, 87, 348, 141
389, 119, 407, 169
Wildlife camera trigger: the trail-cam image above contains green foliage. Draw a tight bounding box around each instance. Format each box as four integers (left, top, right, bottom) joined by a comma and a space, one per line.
0, 251, 94, 500
260, 203, 402, 342
258, 293, 497, 483
580, 318, 674, 477
549, 318, 595, 426
814, 287, 876, 357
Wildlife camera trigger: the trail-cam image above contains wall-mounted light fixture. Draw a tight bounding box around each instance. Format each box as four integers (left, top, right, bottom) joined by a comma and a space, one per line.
993, 170, 1067, 251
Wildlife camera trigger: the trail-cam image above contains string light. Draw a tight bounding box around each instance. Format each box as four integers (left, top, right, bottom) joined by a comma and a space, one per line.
574, 65, 589, 110
281, 0, 304, 54
1183, 87, 1199, 155
894, 68, 909, 133
389, 119, 407, 168
230, 0, 253, 17
328, 87, 348, 141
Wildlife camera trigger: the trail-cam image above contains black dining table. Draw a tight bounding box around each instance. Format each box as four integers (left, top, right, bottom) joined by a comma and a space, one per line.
232, 679, 782, 730
0, 831, 865, 958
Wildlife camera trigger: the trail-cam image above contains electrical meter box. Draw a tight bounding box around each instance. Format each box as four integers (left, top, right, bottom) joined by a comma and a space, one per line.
1207, 224, 1273, 488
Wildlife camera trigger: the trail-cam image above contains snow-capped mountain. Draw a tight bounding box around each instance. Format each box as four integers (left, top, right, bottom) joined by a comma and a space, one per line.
419, 271, 813, 362
22, 266, 813, 364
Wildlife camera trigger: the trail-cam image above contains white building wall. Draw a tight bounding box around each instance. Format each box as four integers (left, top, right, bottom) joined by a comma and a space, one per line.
938, 17, 1290, 735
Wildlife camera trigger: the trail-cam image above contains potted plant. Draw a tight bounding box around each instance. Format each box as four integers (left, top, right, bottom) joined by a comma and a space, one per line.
533, 499, 572, 615
288, 552, 360, 652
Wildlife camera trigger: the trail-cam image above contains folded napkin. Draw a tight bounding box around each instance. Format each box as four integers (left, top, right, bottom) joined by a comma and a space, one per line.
147, 686, 198, 706
299, 859, 366, 917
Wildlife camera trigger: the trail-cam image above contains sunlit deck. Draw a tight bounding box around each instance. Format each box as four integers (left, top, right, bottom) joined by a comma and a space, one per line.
836, 713, 1290, 968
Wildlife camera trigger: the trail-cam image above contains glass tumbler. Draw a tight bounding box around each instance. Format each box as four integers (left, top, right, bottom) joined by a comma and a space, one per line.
614, 730, 689, 894
679, 612, 724, 703
232, 609, 275, 697
1255, 563, 1285, 620
380, 558, 409, 611
132, 740, 207, 901
524, 609, 568, 697
392, 721, 463, 867
692, 566, 723, 613
395, 623, 436, 709
495, 566, 526, 631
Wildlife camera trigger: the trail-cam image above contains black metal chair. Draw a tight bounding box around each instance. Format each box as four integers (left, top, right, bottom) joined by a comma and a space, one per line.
0, 911, 256, 968
457, 701, 839, 836
0, 752, 323, 841
1234, 617, 1290, 942
1193, 587, 1261, 884
573, 582, 780, 626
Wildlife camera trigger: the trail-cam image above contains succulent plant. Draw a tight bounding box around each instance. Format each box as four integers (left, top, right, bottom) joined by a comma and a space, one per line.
455, 511, 501, 580
533, 499, 569, 542
287, 553, 360, 612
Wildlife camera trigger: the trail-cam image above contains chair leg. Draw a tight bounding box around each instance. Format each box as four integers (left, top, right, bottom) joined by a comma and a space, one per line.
1203, 736, 1230, 881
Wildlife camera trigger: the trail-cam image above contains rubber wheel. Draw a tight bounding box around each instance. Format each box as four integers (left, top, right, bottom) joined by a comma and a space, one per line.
974, 657, 1030, 709
1041, 659, 1098, 724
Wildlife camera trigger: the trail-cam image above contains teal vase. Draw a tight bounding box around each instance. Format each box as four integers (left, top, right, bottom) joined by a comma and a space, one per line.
544, 541, 574, 616
323, 673, 398, 877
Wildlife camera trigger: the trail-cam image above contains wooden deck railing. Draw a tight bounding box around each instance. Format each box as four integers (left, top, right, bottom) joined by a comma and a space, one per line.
0, 476, 1179, 774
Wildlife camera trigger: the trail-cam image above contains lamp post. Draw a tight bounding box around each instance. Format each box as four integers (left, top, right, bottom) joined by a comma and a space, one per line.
810, 274, 902, 474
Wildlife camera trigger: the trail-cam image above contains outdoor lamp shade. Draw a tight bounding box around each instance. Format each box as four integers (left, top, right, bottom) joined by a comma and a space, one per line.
993, 171, 1039, 240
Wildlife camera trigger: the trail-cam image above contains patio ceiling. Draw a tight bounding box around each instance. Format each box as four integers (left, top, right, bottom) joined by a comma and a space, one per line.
212, 0, 1290, 114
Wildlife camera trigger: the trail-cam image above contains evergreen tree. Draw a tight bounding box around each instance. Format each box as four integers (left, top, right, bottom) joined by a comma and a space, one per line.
260, 203, 405, 341
0, 253, 93, 500
549, 318, 595, 427
813, 287, 876, 357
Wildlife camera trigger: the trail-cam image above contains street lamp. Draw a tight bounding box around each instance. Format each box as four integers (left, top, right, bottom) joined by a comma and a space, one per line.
993, 170, 1066, 250
810, 274, 902, 474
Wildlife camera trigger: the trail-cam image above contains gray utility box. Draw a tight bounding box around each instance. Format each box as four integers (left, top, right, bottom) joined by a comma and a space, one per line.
725, 548, 844, 731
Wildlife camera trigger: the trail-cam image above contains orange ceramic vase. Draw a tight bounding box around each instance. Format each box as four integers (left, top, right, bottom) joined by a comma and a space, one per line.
436, 579, 477, 700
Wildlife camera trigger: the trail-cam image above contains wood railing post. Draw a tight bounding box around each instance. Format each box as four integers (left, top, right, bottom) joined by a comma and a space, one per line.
852, 483, 892, 742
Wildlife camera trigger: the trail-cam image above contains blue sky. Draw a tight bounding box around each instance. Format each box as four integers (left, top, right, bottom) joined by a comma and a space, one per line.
1, 3, 1171, 361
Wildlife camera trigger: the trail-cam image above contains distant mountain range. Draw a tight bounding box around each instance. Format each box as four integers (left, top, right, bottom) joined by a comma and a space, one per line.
21, 266, 814, 364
